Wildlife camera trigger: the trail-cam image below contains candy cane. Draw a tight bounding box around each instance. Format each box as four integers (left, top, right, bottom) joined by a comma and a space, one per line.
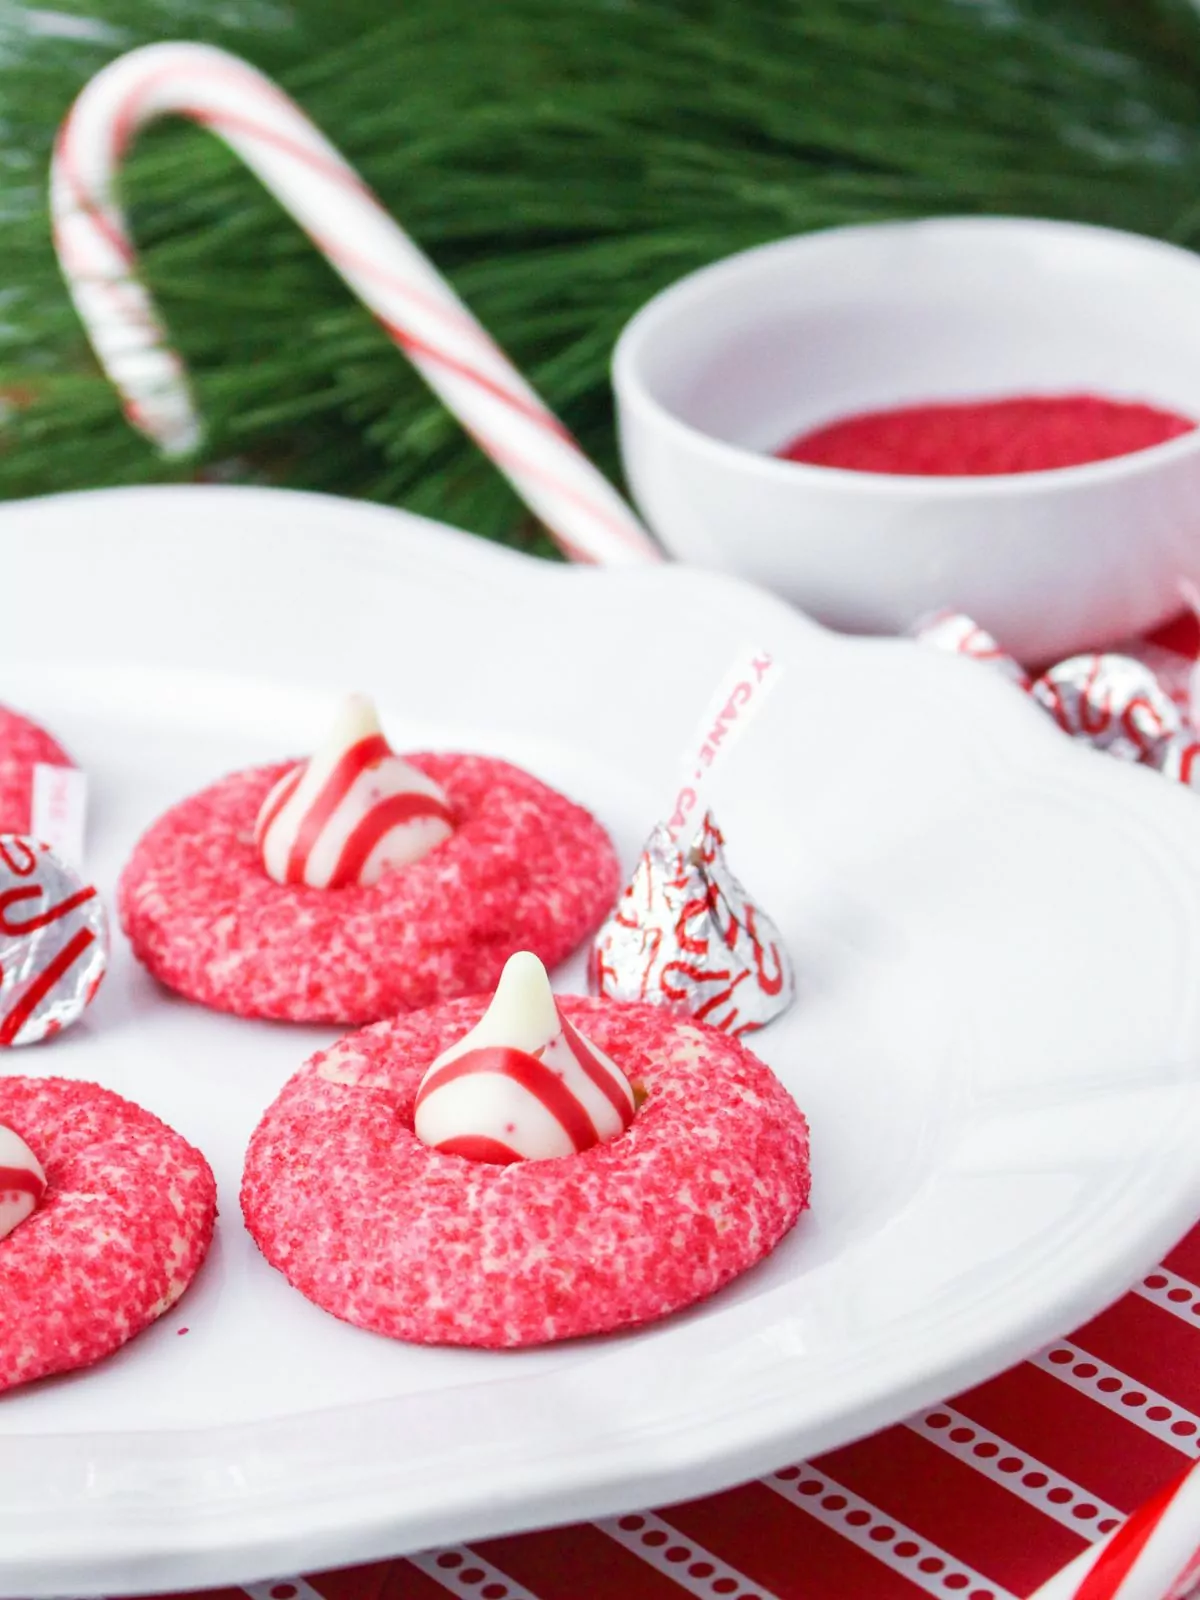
50, 42, 661, 568
1029, 1458, 1200, 1600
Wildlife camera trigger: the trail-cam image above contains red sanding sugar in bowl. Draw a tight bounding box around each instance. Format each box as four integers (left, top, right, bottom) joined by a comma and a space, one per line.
778, 394, 1196, 476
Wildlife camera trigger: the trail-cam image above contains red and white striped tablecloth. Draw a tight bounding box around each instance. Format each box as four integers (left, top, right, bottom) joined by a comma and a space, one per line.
106, 612, 1200, 1600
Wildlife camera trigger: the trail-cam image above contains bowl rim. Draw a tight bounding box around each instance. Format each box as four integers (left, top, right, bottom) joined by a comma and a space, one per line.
611, 214, 1200, 498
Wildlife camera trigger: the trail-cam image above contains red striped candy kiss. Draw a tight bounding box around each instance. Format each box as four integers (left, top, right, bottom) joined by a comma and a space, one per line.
1030, 653, 1182, 765
913, 610, 1032, 690
591, 811, 794, 1036
0, 835, 109, 1047
255, 694, 454, 890
414, 952, 637, 1163
0, 1121, 46, 1240
1163, 735, 1200, 788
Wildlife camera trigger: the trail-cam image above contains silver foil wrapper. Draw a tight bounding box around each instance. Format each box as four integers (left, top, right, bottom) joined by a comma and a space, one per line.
1161, 735, 1200, 789
1030, 653, 1181, 765
0, 836, 108, 1046
912, 611, 1031, 690
590, 810, 794, 1035
915, 612, 1200, 790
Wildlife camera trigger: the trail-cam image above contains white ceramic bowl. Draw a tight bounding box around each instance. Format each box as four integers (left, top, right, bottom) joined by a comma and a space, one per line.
613, 217, 1200, 661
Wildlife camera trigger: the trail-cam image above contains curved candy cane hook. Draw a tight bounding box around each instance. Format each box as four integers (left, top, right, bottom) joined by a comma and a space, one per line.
51, 41, 662, 567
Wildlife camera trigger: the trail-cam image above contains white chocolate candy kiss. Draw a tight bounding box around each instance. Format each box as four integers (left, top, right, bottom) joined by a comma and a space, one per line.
0, 1123, 46, 1241
255, 694, 454, 890
414, 951, 636, 1164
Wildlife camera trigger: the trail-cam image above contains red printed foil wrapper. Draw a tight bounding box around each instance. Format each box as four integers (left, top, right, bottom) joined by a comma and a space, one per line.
590, 811, 794, 1035
912, 611, 1032, 689
1161, 735, 1200, 789
914, 613, 1200, 793
0, 836, 108, 1046
1030, 653, 1182, 765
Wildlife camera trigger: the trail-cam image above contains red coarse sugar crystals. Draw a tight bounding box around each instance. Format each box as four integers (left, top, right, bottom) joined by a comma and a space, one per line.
119, 754, 620, 1024
0, 705, 72, 834
779, 393, 1196, 476
241, 995, 811, 1347
0, 1077, 216, 1393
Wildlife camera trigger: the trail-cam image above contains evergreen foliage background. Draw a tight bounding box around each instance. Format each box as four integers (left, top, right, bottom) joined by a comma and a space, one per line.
4, 1, 1200, 552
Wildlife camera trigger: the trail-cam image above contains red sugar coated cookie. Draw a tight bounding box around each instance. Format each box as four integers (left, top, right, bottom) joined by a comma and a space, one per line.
0, 706, 72, 835
120, 755, 620, 1024
241, 997, 810, 1347
0, 1077, 216, 1393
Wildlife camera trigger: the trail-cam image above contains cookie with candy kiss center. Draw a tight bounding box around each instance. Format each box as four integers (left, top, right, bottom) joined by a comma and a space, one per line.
255, 694, 454, 890
414, 951, 636, 1163
0, 1122, 45, 1241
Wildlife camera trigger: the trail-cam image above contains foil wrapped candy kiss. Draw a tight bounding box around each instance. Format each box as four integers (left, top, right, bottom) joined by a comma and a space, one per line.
590, 649, 796, 1035
591, 811, 793, 1035
915, 612, 1200, 785
0, 836, 108, 1047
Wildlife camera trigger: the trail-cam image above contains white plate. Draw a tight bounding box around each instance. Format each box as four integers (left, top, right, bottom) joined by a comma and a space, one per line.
2, 485, 1200, 1597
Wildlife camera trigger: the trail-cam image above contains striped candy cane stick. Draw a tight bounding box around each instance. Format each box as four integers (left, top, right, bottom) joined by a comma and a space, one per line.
1029, 1458, 1200, 1600
51, 42, 661, 568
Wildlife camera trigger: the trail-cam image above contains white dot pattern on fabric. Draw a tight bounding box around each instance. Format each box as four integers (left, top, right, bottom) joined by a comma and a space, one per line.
408, 1546, 542, 1600
1035, 1342, 1200, 1456
909, 1406, 1122, 1538
242, 1580, 328, 1600
599, 1509, 782, 1600
765, 1464, 1016, 1600
1137, 1266, 1200, 1330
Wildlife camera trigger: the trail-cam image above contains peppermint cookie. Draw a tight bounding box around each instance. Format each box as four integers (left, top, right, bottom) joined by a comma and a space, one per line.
120, 696, 619, 1024
0, 705, 72, 835
242, 954, 810, 1347
0, 1077, 216, 1392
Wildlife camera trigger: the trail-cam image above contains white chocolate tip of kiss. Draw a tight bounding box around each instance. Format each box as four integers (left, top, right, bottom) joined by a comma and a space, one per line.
427, 951, 565, 1075
470, 951, 560, 1055
414, 951, 636, 1162
322, 691, 381, 753
0, 1122, 46, 1243
256, 692, 454, 890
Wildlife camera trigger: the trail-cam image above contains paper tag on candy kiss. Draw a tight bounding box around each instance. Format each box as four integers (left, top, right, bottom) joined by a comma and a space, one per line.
663, 648, 780, 844
30, 764, 88, 870
591, 646, 794, 1034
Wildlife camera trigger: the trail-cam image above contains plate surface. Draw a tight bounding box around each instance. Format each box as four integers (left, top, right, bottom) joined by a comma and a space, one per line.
1, 485, 1200, 1595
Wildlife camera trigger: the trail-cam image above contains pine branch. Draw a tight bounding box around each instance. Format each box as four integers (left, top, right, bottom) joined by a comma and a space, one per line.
1, 0, 1200, 546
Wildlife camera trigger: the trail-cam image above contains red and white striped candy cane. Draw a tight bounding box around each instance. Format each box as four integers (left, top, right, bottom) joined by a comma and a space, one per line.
51, 42, 661, 568
1029, 1458, 1200, 1600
